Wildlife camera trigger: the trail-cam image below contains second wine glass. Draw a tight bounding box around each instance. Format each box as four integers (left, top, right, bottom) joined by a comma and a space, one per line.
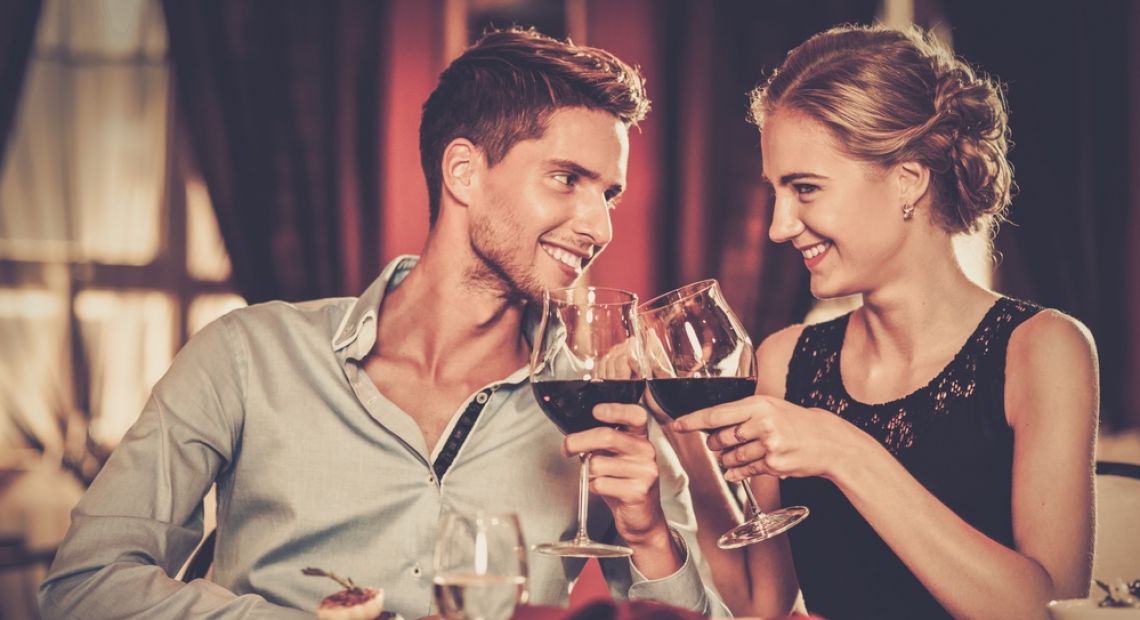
432, 511, 528, 620
639, 279, 809, 548
530, 286, 646, 557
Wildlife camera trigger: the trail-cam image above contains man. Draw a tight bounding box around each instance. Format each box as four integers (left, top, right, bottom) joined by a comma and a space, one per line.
40, 28, 725, 618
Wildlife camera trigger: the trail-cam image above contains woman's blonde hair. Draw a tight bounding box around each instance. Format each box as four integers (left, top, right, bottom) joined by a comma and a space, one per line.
750, 24, 1013, 234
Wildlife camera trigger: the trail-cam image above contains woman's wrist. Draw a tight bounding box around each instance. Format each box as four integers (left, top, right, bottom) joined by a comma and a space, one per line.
823, 417, 883, 490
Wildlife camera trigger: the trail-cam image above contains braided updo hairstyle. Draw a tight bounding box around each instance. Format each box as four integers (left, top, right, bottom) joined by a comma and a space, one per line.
750, 24, 1012, 234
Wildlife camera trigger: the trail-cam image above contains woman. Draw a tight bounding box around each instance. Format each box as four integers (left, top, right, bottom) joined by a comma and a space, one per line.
669, 24, 1099, 619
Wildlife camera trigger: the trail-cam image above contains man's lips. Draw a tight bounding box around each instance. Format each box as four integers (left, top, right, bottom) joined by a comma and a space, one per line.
541, 241, 589, 273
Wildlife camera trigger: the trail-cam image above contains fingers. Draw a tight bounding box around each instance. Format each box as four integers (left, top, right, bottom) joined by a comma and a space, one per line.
719, 439, 768, 470
706, 422, 748, 451
593, 403, 648, 435
669, 397, 758, 434
562, 408, 653, 458
723, 460, 773, 482
588, 454, 659, 504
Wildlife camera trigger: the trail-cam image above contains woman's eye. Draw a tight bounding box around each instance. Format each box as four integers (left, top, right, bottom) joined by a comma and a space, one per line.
793, 183, 819, 196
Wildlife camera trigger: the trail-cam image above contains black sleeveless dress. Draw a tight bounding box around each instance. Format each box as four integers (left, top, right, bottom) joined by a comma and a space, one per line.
780, 297, 1042, 619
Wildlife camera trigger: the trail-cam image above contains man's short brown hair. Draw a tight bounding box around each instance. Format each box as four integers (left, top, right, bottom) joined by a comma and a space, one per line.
419, 27, 649, 225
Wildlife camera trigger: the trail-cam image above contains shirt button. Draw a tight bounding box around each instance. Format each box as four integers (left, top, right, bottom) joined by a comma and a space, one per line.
475, 391, 489, 404
427, 474, 436, 485
411, 564, 422, 577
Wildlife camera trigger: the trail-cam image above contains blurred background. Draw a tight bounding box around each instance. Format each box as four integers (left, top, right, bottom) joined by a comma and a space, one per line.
0, 0, 1137, 617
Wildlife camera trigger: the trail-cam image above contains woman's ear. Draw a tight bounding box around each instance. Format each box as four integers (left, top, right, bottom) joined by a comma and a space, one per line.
897, 160, 931, 207
441, 138, 481, 207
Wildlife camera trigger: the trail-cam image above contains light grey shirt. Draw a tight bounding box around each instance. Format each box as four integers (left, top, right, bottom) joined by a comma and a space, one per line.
40, 256, 726, 619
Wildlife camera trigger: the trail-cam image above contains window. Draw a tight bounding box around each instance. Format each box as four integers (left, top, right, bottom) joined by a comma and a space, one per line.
0, 0, 243, 464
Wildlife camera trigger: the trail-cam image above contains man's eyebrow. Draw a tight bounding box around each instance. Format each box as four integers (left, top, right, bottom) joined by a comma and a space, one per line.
547, 159, 600, 181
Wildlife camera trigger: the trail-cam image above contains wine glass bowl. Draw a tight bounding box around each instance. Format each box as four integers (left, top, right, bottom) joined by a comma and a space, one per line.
639, 279, 809, 548
639, 279, 757, 419
530, 286, 645, 557
432, 512, 528, 620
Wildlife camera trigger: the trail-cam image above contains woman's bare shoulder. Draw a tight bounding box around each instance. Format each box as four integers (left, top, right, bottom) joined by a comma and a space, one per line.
1007, 308, 1097, 373
1005, 308, 1099, 427
755, 324, 807, 398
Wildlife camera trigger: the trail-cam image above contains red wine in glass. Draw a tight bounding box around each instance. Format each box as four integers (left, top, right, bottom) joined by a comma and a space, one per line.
647, 377, 757, 420
533, 379, 645, 435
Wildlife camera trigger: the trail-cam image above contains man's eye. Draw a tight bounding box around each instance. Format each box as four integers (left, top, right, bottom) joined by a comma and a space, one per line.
553, 173, 578, 186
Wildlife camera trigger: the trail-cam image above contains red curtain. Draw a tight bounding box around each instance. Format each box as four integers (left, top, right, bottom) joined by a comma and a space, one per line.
586, 0, 875, 342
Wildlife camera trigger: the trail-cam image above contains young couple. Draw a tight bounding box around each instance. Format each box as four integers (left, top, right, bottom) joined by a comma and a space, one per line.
42, 24, 1097, 620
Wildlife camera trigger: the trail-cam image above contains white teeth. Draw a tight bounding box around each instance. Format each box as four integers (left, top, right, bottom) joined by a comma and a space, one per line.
542, 243, 582, 271
801, 242, 831, 260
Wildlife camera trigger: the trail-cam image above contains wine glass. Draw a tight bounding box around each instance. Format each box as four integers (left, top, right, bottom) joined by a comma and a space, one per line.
432, 511, 528, 620
639, 279, 808, 548
530, 286, 646, 557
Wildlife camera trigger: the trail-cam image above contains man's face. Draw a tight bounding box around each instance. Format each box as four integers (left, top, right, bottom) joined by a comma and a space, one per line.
467, 107, 629, 304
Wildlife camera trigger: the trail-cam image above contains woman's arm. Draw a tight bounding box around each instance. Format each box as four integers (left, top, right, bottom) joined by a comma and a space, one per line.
701, 311, 1098, 619
660, 325, 805, 616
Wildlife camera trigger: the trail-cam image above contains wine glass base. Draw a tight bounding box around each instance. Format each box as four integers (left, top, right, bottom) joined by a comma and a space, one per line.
534, 540, 633, 558
717, 506, 809, 549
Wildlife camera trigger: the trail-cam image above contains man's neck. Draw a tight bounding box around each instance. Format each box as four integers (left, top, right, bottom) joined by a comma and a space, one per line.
373, 248, 531, 384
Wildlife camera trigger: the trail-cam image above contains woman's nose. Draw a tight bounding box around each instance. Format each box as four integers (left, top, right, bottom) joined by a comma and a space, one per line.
768, 195, 805, 243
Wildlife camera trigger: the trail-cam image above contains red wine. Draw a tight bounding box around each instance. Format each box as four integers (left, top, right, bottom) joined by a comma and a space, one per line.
648, 377, 757, 419
532, 380, 646, 435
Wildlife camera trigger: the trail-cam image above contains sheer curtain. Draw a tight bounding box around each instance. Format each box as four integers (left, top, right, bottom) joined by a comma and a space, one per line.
0, 0, 172, 455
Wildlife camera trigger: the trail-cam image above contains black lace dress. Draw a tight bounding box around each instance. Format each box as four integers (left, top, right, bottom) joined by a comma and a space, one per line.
780, 297, 1042, 619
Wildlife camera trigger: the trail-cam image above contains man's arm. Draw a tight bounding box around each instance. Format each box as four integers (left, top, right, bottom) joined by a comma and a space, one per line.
38, 315, 310, 619
565, 405, 729, 616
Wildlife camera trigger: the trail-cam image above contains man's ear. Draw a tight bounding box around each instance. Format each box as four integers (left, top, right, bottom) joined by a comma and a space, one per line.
897, 160, 931, 207
441, 138, 481, 207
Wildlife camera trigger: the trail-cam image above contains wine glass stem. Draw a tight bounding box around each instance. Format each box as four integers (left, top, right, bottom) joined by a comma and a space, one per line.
740, 477, 765, 519
574, 453, 591, 543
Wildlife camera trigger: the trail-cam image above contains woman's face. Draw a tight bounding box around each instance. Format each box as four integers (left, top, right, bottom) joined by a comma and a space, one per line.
760, 109, 911, 299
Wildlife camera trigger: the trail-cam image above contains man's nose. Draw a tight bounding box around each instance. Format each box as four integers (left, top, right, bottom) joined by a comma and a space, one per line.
573, 191, 613, 248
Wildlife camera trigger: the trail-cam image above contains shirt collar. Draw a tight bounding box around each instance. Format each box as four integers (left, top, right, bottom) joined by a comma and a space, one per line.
331, 254, 543, 384
331, 255, 419, 360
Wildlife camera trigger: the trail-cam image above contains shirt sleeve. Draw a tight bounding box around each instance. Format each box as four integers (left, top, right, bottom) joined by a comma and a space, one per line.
609, 420, 731, 616
38, 314, 311, 619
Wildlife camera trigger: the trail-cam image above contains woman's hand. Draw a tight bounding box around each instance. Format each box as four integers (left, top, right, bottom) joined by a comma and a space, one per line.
671, 395, 864, 482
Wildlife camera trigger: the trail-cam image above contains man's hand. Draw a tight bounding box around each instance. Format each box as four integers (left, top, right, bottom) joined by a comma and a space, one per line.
562, 403, 683, 578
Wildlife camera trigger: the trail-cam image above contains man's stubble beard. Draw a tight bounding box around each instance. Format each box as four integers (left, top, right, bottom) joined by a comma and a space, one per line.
465, 201, 546, 307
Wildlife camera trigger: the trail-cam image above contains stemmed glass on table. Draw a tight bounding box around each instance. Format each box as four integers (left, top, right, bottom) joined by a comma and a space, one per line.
432, 511, 528, 620
639, 279, 809, 548
529, 287, 646, 557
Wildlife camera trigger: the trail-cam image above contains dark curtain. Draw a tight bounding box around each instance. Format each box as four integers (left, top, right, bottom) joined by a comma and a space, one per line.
162, 0, 389, 304
947, 0, 1138, 430
653, 0, 877, 341
0, 0, 42, 171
